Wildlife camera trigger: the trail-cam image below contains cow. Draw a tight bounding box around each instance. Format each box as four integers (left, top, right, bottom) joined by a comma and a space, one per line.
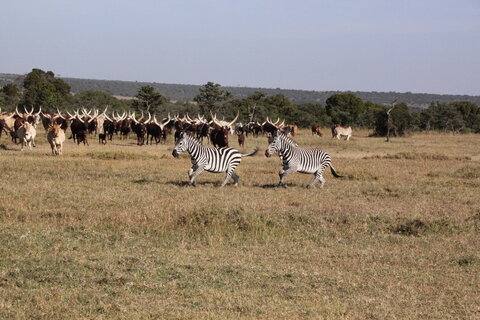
280, 124, 297, 137
262, 118, 279, 135
332, 124, 352, 140
146, 115, 170, 145
98, 133, 107, 144
16, 122, 36, 151
246, 122, 262, 137
312, 124, 323, 137
103, 117, 115, 141
47, 123, 66, 155
210, 111, 239, 135
210, 126, 229, 148
130, 112, 150, 146
237, 132, 245, 148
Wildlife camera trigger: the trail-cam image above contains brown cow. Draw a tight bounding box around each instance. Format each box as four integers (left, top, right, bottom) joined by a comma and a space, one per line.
311, 124, 323, 137
237, 132, 245, 148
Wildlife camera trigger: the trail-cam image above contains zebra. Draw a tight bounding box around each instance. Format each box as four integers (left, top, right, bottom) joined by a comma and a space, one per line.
265, 132, 343, 188
172, 132, 258, 187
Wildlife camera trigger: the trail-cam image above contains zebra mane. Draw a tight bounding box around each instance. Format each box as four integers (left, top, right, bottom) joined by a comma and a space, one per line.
183, 133, 202, 145
276, 132, 298, 147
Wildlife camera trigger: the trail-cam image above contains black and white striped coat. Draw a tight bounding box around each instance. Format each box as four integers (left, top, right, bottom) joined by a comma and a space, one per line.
265, 132, 342, 188
172, 133, 258, 186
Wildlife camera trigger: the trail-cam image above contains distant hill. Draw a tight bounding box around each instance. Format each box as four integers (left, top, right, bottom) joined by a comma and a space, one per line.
2, 72, 479, 109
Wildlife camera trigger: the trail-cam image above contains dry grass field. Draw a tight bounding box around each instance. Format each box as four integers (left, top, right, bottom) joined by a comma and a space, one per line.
1, 129, 479, 319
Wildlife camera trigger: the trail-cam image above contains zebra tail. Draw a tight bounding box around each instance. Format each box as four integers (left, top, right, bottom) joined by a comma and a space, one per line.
241, 147, 259, 157
330, 165, 343, 178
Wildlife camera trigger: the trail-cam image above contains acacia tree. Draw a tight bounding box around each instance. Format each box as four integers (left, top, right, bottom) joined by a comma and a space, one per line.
193, 82, 232, 115
133, 85, 168, 114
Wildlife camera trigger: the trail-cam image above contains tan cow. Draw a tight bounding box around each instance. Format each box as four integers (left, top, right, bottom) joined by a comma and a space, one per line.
47, 123, 66, 155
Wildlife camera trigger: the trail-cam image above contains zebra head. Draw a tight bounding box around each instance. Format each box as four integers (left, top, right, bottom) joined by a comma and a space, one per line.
265, 133, 281, 157
172, 132, 189, 158
265, 132, 297, 157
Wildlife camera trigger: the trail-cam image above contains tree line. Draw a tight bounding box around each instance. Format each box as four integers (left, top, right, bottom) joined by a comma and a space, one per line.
1, 69, 479, 135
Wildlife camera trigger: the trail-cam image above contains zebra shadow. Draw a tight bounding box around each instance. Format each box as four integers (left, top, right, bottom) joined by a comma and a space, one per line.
253, 183, 304, 189
132, 178, 154, 184
165, 180, 218, 187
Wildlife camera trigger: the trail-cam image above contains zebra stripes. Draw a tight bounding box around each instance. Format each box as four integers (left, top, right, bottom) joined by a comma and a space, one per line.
172, 133, 258, 187
265, 132, 342, 188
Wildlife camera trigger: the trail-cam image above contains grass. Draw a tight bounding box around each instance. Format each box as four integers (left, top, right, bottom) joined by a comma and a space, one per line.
1, 129, 479, 319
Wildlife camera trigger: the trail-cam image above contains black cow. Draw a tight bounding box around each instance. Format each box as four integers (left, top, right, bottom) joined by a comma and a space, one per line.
210, 126, 229, 148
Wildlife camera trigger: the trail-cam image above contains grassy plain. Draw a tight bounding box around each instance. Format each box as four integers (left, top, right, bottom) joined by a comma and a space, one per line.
0, 129, 479, 319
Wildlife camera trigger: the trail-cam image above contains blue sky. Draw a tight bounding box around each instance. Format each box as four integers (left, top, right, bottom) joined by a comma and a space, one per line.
1, 0, 479, 95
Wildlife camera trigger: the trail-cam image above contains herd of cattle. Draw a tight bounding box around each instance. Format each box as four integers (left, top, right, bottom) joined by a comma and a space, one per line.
0, 106, 353, 155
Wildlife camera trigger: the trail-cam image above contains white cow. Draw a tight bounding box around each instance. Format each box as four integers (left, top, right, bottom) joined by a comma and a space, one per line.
333, 125, 352, 141
16, 122, 37, 150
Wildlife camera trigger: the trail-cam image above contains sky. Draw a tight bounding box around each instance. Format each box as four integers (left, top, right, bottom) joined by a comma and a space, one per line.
1, 0, 479, 95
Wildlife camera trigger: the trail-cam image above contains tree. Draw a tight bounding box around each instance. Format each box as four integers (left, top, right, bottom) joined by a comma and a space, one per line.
133, 85, 168, 114
325, 93, 365, 125
373, 102, 411, 137
0, 83, 21, 110
193, 82, 232, 115
20, 68, 71, 112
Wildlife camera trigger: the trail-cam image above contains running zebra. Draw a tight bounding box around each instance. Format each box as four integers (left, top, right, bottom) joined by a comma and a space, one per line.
172, 133, 258, 187
265, 132, 343, 188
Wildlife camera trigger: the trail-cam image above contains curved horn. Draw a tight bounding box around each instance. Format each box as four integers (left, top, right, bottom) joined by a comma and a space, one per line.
88, 109, 99, 123
145, 112, 151, 123
35, 106, 42, 115
212, 116, 223, 128
16, 106, 21, 116
56, 108, 65, 119
273, 117, 280, 125
131, 112, 138, 124
228, 111, 240, 127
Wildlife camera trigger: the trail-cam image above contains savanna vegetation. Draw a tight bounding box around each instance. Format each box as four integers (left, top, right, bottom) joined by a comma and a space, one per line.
2, 69, 480, 139
0, 128, 479, 319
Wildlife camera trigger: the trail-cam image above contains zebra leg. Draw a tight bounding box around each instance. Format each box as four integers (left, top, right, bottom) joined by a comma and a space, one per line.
188, 165, 199, 180
220, 173, 232, 187
231, 172, 239, 187
189, 167, 204, 186
308, 171, 326, 188
279, 167, 297, 188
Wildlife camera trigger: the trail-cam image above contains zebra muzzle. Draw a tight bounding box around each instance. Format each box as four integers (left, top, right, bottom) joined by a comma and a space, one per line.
172, 150, 179, 158
265, 149, 271, 157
